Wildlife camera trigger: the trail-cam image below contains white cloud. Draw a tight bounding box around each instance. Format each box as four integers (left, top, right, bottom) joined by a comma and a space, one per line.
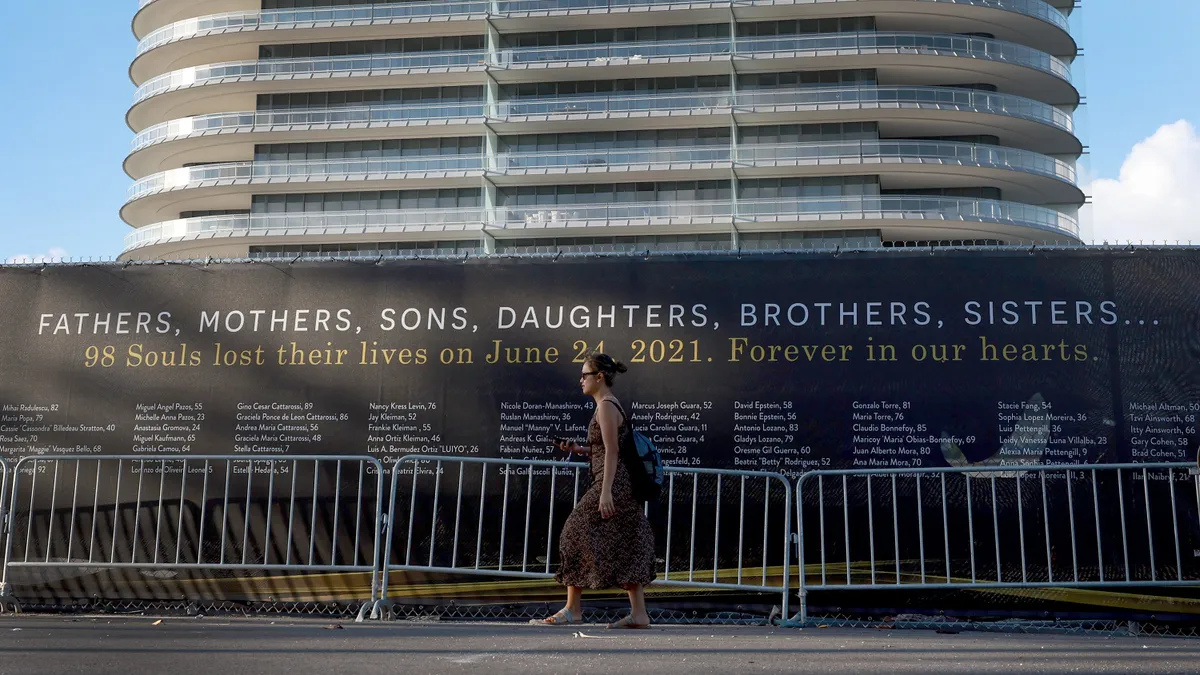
6, 247, 70, 264
1085, 120, 1200, 244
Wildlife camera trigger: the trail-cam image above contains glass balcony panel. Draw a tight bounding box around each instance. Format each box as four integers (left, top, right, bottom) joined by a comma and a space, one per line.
124, 194, 1077, 254
139, 0, 1065, 58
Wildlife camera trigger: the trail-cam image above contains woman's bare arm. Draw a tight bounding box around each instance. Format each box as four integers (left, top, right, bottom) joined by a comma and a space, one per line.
596, 400, 621, 516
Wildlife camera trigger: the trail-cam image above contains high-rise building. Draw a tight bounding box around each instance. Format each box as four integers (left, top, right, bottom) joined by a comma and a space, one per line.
123, 0, 1082, 260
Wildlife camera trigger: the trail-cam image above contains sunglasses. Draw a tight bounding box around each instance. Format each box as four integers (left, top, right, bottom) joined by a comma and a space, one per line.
579, 371, 600, 380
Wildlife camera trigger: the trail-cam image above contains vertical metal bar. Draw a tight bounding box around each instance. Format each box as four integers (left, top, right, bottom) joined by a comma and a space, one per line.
241, 461, 253, 565
1041, 469, 1052, 583
154, 459, 167, 564
404, 459, 418, 566
499, 464, 510, 571
1017, 473, 1027, 583
1169, 468, 1182, 581
285, 460, 297, 566
309, 460, 320, 566
761, 476, 769, 588
259, 461, 275, 566
544, 466, 556, 574
522, 464, 533, 573
818, 474, 827, 586
24, 460, 39, 563
966, 475, 976, 583
916, 474, 926, 584
88, 460, 101, 564
218, 460, 231, 564
688, 472, 698, 582
475, 464, 488, 570
991, 475, 1001, 582
453, 462, 465, 569
379, 468, 398, 599
712, 474, 722, 583
940, 472, 949, 583
843, 474, 850, 585
1118, 468, 1130, 581
174, 460, 189, 565
665, 472, 675, 578
131, 460, 145, 564
737, 475, 745, 586
429, 460, 443, 567
66, 456, 81, 562
891, 474, 900, 584
866, 476, 876, 585
781, 477, 793, 621
198, 460, 210, 564
109, 456, 122, 562
1092, 468, 1103, 582
354, 462, 364, 567
45, 460, 60, 563
1067, 469, 1078, 582
1143, 467, 1157, 581
331, 460, 343, 565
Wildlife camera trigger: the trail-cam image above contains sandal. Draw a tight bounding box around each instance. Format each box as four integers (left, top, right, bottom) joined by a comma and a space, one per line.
530, 608, 582, 626
607, 615, 650, 630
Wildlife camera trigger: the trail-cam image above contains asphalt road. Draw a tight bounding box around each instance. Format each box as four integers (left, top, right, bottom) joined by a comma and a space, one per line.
0, 616, 1197, 674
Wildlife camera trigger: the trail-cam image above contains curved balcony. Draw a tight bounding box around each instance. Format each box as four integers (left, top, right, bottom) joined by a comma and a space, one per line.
123, 206, 485, 252
497, 195, 1078, 238
497, 31, 1068, 78
126, 85, 1078, 178
128, 30, 1075, 131
128, 155, 485, 203
133, 51, 489, 107
126, 101, 487, 177
489, 139, 1079, 204
121, 155, 485, 227
131, 0, 1072, 84
122, 194, 1077, 256
128, 51, 488, 131
122, 139, 1080, 228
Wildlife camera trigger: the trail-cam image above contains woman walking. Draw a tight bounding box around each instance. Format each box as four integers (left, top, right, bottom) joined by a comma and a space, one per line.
533, 352, 657, 628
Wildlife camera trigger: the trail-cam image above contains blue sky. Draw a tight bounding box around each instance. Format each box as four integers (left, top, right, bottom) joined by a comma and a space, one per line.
0, 0, 1196, 260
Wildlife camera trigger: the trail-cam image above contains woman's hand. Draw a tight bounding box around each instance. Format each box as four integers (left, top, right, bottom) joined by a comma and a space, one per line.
599, 490, 616, 519
554, 439, 587, 455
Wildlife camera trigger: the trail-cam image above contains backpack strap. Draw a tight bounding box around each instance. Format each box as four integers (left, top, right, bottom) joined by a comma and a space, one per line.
600, 398, 627, 426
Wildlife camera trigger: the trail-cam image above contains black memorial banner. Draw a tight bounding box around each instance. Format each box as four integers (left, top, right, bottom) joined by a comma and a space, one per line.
1, 249, 1198, 609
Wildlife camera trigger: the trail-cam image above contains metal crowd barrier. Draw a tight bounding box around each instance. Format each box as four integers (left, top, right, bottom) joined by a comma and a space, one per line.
0, 455, 384, 615
374, 455, 792, 619
792, 462, 1200, 624
0, 457, 9, 601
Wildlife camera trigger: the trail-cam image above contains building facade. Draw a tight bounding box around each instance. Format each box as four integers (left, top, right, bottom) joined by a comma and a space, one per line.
123, 0, 1083, 260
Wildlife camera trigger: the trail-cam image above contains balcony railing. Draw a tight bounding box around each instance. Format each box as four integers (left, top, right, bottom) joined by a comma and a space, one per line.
135, 0, 1069, 57
736, 139, 1076, 183
133, 31, 1070, 106
132, 102, 488, 152
127, 138, 1075, 203
131, 85, 1074, 156
122, 195, 1078, 252
134, 51, 489, 105
128, 155, 486, 202
137, 3, 491, 56
123, 206, 485, 250
494, 32, 1069, 79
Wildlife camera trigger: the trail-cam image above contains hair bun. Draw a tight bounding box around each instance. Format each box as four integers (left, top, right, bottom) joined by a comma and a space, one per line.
614, 361, 628, 374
